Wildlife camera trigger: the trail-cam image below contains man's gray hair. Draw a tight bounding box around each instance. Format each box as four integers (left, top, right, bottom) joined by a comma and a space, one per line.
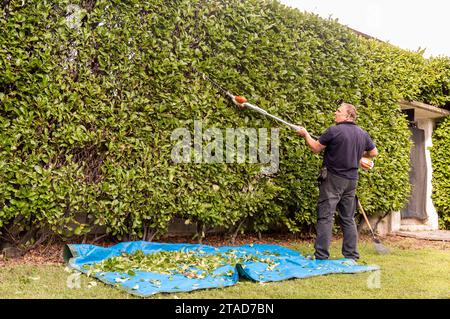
341, 102, 357, 121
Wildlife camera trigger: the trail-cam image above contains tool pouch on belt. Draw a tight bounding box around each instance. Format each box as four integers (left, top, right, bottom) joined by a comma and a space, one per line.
317, 167, 327, 184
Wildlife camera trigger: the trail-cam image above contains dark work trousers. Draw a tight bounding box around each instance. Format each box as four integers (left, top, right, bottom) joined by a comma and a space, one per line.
315, 172, 359, 260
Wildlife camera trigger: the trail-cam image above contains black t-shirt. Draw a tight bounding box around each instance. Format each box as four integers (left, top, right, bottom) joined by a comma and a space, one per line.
318, 121, 376, 180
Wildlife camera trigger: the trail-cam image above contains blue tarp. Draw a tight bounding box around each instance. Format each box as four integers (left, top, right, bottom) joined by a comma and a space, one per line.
64, 241, 379, 297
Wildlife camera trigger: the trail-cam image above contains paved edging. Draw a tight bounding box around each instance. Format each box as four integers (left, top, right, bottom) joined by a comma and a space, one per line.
391, 230, 450, 242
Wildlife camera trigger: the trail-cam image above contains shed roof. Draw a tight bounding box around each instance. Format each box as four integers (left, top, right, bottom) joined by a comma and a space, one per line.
400, 100, 450, 120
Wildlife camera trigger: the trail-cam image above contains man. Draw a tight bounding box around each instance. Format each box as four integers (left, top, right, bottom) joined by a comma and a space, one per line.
297, 102, 378, 261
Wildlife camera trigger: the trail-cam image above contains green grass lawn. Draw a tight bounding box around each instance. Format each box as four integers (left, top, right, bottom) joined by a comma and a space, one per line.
0, 238, 449, 299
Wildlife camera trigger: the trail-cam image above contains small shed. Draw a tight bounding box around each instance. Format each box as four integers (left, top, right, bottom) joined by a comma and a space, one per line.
374, 100, 450, 235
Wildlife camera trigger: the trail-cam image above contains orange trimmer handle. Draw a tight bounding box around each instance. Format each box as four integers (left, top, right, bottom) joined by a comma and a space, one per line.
234, 96, 248, 104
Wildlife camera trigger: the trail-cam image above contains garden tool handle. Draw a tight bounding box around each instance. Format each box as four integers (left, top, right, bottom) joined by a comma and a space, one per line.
356, 197, 376, 236
242, 103, 319, 139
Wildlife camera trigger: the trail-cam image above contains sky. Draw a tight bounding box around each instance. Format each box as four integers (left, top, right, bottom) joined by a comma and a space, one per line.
278, 0, 450, 58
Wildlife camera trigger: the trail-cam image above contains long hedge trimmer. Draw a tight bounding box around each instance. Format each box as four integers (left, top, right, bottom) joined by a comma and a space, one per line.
196, 70, 319, 139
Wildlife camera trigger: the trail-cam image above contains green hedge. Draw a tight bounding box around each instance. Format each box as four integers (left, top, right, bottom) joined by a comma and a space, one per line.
427, 57, 450, 229
1, 0, 447, 243
420, 57, 450, 108
431, 117, 450, 229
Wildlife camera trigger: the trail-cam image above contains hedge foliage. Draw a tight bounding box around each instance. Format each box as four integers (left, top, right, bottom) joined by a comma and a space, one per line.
428, 57, 450, 229
1, 0, 449, 242
430, 117, 450, 229
420, 56, 450, 108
